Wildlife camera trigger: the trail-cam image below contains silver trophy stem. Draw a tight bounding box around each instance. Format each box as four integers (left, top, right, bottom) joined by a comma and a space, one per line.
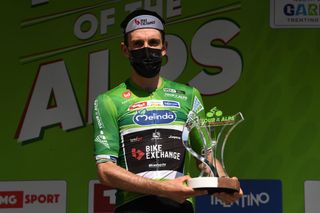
197, 125, 218, 177
182, 128, 216, 177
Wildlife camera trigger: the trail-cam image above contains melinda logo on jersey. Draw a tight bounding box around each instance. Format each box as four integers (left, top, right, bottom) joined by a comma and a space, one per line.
133, 109, 176, 125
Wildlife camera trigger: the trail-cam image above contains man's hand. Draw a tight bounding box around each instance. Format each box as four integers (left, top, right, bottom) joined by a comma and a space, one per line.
214, 177, 243, 204
160, 175, 208, 203
97, 162, 208, 204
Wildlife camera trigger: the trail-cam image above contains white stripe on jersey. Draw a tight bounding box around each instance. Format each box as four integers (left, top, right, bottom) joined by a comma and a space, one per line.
137, 170, 184, 180
120, 124, 184, 136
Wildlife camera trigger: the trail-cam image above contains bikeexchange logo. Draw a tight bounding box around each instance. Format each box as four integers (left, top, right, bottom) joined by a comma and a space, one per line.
133, 109, 176, 125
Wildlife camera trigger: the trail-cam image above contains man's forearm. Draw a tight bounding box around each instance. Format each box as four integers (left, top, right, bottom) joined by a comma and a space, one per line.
97, 161, 166, 196
96, 161, 207, 203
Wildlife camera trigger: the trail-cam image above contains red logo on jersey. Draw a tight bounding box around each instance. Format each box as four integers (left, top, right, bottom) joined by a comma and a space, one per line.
129, 102, 147, 110
122, 91, 131, 98
131, 148, 145, 160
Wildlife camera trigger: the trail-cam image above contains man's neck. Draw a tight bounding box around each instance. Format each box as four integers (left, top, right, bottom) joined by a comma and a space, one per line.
131, 72, 162, 92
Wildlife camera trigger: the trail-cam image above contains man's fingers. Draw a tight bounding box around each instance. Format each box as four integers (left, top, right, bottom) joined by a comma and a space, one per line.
193, 189, 208, 196
214, 188, 243, 204
214, 193, 234, 204
231, 176, 239, 181
175, 175, 191, 182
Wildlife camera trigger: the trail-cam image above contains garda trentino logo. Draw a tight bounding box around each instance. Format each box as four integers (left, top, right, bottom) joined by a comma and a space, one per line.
133, 109, 176, 125
270, 0, 320, 28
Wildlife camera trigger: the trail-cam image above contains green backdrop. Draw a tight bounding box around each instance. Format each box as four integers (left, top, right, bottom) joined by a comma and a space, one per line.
1, 0, 320, 212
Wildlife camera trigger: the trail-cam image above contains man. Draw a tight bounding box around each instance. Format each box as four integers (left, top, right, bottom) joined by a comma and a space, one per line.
93, 9, 242, 212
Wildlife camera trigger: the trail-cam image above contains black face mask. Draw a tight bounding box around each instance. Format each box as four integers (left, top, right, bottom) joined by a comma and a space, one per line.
129, 47, 162, 78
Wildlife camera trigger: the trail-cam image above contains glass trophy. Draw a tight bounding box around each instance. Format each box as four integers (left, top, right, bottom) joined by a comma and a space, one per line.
182, 107, 244, 194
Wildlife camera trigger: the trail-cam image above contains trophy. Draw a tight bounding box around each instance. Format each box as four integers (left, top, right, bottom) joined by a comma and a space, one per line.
182, 107, 244, 194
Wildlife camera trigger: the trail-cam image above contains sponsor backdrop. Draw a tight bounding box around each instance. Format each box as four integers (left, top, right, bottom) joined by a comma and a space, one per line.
1, 0, 320, 212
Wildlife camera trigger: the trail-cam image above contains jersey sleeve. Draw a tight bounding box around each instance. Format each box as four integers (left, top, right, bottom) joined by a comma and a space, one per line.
92, 94, 120, 164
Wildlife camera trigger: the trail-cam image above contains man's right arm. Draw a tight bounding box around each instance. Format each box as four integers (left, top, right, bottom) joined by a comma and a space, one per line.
97, 161, 207, 203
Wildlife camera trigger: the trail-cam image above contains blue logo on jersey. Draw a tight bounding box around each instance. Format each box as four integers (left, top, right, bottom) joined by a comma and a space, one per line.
163, 101, 180, 108
133, 109, 176, 125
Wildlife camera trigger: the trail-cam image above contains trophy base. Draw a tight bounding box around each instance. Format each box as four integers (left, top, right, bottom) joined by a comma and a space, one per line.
188, 177, 240, 194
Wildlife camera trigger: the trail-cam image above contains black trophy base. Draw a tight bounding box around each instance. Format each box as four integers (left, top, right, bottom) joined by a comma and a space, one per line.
188, 177, 240, 194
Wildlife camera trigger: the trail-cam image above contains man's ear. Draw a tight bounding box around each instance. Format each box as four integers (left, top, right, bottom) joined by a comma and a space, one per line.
121, 42, 129, 58
161, 41, 167, 56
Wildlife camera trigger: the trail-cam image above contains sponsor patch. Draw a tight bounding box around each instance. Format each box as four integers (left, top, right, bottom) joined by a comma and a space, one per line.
128, 100, 180, 111
148, 100, 163, 107
94, 131, 110, 149
133, 109, 176, 125
164, 93, 187, 100
122, 91, 131, 99
129, 136, 143, 143
129, 101, 148, 110
163, 88, 186, 94
163, 100, 180, 108
125, 15, 164, 33
168, 135, 181, 140
122, 129, 185, 174
152, 131, 161, 140
192, 96, 204, 113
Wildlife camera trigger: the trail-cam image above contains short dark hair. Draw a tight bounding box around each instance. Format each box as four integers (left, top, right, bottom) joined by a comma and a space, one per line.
120, 9, 166, 46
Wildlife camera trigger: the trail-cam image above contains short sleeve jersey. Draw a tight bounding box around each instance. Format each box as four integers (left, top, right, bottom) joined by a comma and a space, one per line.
93, 77, 205, 207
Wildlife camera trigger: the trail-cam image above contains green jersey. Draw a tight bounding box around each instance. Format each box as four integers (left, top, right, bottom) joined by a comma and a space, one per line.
93, 77, 205, 208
